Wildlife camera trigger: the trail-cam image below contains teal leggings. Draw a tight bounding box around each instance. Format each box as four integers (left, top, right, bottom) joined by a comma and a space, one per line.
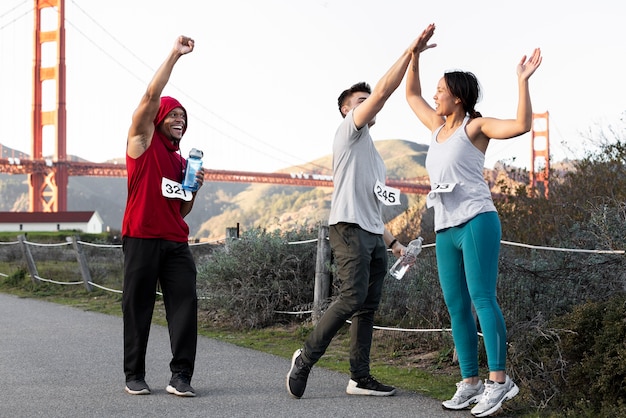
436, 211, 506, 378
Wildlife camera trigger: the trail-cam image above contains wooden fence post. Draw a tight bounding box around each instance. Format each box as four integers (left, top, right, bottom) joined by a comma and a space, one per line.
312, 224, 331, 324
67, 236, 93, 292
225, 224, 239, 252
17, 234, 38, 285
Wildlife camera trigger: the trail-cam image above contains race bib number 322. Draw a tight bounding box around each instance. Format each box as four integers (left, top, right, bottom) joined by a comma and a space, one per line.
161, 177, 193, 202
374, 180, 401, 206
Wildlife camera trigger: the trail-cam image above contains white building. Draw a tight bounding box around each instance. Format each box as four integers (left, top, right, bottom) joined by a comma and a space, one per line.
0, 211, 104, 234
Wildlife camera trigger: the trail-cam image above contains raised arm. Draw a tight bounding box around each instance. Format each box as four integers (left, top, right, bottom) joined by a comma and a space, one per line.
352, 29, 436, 129
405, 23, 441, 132
477, 48, 543, 140
127, 36, 195, 159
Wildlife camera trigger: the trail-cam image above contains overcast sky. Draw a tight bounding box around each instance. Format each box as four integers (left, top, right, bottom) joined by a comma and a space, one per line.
1, 0, 625, 174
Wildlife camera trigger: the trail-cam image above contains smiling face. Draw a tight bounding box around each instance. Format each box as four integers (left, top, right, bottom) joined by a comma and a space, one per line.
433, 77, 460, 117
159, 107, 187, 143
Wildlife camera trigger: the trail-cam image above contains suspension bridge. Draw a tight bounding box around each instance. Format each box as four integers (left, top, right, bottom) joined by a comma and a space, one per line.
0, 0, 548, 215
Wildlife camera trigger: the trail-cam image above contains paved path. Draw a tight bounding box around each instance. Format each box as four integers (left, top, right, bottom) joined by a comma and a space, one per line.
0, 293, 471, 418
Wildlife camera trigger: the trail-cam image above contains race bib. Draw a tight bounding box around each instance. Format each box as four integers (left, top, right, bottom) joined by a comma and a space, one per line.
374, 180, 401, 206
426, 182, 457, 208
161, 177, 193, 202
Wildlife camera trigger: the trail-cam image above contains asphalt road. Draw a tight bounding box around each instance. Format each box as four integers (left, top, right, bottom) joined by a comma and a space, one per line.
0, 293, 474, 418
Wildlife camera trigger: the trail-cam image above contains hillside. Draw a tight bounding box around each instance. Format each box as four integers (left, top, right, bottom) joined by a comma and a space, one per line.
0, 139, 517, 240
193, 139, 429, 240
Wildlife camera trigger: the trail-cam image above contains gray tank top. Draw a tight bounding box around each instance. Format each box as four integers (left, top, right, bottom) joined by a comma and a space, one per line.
425, 116, 496, 232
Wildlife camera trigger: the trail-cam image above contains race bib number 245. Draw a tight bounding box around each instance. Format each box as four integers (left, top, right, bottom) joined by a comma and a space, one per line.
374, 180, 401, 206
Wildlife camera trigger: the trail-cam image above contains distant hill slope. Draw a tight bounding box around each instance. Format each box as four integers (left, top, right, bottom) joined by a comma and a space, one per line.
194, 139, 430, 240
0, 140, 434, 239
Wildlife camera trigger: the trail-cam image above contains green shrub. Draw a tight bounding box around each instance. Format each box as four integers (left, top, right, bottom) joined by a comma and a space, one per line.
509, 293, 626, 416
556, 293, 626, 415
196, 225, 317, 329
4, 267, 28, 287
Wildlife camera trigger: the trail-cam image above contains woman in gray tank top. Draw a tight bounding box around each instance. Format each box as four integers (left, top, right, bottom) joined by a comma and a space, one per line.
405, 23, 542, 417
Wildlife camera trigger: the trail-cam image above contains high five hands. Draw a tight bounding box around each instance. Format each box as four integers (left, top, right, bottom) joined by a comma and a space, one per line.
411, 23, 437, 55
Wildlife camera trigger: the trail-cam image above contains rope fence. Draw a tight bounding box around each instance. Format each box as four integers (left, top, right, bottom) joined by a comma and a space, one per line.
0, 231, 624, 337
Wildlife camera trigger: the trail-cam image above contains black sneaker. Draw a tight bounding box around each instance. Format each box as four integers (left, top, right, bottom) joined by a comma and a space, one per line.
286, 349, 311, 399
166, 373, 196, 397
125, 379, 151, 395
346, 375, 397, 396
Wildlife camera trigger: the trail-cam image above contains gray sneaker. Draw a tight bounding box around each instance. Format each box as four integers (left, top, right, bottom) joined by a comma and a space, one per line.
470, 376, 519, 417
166, 373, 196, 397
442, 380, 484, 410
125, 379, 151, 395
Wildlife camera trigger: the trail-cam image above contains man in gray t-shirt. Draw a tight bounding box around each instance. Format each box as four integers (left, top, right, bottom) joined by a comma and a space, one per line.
287, 32, 432, 400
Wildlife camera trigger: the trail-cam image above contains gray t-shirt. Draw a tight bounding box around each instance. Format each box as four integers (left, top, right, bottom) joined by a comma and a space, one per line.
425, 116, 497, 232
328, 110, 386, 234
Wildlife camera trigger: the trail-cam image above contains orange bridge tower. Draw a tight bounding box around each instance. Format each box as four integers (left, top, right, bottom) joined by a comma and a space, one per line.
30, 0, 68, 211
530, 111, 550, 198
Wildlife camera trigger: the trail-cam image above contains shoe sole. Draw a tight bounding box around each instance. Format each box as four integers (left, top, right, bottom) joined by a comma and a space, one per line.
124, 386, 151, 395
286, 349, 304, 399
471, 383, 519, 417
166, 385, 196, 397
346, 381, 397, 397
442, 393, 483, 410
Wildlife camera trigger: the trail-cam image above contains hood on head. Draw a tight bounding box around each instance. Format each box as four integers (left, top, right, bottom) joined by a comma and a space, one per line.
154, 96, 188, 135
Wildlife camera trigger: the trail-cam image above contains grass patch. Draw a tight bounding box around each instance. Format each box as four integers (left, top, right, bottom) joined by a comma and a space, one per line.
195, 319, 460, 400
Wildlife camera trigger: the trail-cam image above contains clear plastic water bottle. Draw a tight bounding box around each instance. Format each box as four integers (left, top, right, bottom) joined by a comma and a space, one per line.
389, 237, 423, 280
182, 148, 203, 192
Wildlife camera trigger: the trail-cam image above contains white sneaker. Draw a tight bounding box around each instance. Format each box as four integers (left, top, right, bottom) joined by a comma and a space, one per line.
471, 376, 519, 417
442, 380, 484, 410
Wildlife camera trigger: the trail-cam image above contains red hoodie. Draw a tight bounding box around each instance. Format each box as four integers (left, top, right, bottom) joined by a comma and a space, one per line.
122, 96, 190, 242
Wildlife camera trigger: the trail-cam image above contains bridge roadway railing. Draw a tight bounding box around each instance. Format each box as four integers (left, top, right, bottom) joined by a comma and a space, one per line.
0, 158, 431, 194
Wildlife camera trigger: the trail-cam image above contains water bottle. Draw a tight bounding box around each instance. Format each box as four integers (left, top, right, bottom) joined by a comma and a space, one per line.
389, 237, 423, 280
182, 148, 203, 192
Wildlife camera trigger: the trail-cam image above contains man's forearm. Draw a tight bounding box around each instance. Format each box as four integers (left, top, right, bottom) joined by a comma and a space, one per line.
372, 49, 412, 100
180, 197, 195, 218
146, 49, 183, 99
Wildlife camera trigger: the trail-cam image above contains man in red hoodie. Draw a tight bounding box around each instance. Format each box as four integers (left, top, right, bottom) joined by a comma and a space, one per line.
122, 35, 203, 397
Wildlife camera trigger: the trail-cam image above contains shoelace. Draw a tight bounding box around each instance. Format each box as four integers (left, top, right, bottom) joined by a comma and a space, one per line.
295, 358, 310, 377
481, 382, 499, 400
452, 382, 475, 400
359, 375, 383, 388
